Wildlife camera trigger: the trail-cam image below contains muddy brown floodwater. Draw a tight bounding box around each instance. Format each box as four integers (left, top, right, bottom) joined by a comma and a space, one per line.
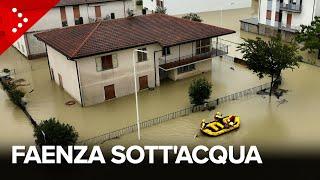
1, 1, 320, 156
103, 63, 320, 156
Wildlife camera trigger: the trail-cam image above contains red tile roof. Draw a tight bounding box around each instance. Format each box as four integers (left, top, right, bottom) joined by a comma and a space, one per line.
36, 14, 235, 60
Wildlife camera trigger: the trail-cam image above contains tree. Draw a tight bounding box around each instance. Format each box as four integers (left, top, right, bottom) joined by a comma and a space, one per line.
296, 16, 320, 59
1, 77, 26, 108
155, 6, 167, 14
34, 118, 79, 146
182, 13, 203, 22
237, 36, 301, 96
189, 78, 212, 105
9, 89, 25, 109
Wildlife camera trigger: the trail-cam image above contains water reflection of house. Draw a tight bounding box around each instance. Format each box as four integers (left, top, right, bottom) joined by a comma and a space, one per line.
241, 0, 320, 41
35, 14, 235, 106
13, 0, 139, 60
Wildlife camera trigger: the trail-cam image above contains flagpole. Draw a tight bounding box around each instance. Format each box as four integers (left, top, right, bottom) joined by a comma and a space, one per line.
132, 50, 141, 140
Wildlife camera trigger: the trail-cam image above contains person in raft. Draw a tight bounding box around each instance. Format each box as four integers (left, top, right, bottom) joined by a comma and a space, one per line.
214, 112, 232, 128
214, 112, 223, 122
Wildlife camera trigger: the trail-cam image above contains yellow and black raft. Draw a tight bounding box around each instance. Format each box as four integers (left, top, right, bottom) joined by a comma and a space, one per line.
200, 115, 240, 136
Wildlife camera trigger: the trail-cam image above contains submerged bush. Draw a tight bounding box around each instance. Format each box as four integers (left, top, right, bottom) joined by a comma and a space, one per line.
8, 89, 25, 108
189, 78, 212, 105
1, 77, 26, 108
34, 118, 79, 147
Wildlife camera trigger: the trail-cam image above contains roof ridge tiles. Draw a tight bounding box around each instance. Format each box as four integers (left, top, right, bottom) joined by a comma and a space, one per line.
71, 21, 103, 57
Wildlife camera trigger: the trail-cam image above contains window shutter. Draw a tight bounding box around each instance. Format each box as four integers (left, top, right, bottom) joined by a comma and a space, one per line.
137, 51, 142, 62
95, 58, 102, 72
112, 54, 118, 68
143, 52, 147, 61
60, 7, 67, 22
95, 6, 101, 18
73, 6, 80, 19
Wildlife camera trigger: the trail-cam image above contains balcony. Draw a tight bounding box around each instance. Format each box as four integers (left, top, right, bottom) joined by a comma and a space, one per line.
280, 2, 302, 13
159, 42, 228, 71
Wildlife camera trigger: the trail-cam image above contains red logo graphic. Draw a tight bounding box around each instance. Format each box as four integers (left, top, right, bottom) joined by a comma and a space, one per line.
0, 0, 60, 55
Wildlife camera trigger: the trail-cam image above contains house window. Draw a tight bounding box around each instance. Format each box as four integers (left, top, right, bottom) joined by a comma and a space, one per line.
60, 7, 68, 27
95, 6, 101, 18
266, 10, 272, 20
137, 48, 148, 62
196, 38, 211, 55
111, 13, 115, 19
275, 12, 280, 22
96, 54, 118, 71
73, 6, 81, 25
162, 47, 171, 56
177, 64, 195, 74
157, 0, 163, 7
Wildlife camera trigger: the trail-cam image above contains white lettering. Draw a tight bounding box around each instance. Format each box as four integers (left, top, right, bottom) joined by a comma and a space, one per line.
12, 146, 25, 164
192, 145, 209, 164
209, 145, 227, 164
144, 146, 158, 164
244, 146, 263, 164
111, 145, 126, 164
175, 146, 193, 164
24, 146, 41, 164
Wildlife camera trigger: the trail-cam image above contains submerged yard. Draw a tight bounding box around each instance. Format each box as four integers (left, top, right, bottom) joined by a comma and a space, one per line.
0, 48, 269, 143
2, 44, 320, 156
103, 63, 320, 155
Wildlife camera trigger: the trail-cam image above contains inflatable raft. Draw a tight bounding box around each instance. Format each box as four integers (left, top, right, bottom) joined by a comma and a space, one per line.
200, 115, 240, 137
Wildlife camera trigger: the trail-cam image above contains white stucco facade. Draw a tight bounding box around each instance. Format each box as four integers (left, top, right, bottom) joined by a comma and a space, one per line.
77, 44, 159, 106
12, 36, 28, 57
47, 46, 82, 103
259, 0, 319, 30
143, 0, 251, 15
45, 38, 222, 106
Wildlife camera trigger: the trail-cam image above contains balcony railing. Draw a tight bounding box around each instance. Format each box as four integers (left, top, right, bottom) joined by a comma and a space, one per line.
159, 42, 228, 71
280, 2, 302, 12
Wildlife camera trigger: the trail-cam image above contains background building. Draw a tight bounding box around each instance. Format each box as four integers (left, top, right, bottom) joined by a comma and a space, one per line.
143, 0, 251, 15
241, 0, 320, 40
13, 0, 136, 60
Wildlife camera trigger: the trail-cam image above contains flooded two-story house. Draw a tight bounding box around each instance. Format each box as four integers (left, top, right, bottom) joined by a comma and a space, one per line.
36, 14, 235, 106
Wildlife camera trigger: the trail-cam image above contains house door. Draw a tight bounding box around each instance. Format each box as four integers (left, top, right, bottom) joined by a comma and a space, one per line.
139, 76, 148, 90
287, 14, 292, 28
104, 85, 116, 100
58, 73, 63, 89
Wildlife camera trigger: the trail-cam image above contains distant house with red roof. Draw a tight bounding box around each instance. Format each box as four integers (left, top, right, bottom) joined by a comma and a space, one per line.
36, 14, 235, 106
13, 0, 139, 60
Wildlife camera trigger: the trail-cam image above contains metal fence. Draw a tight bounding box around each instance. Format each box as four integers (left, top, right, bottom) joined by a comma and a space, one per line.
79, 83, 270, 145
